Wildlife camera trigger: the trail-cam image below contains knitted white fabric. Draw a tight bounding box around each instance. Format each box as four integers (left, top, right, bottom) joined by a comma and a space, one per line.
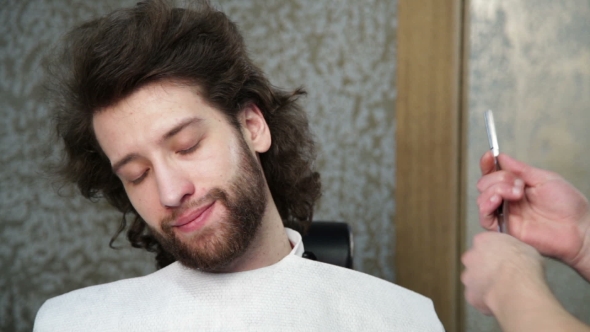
34, 229, 443, 331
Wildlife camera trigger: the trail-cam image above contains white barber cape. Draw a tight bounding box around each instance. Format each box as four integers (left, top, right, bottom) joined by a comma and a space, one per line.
35, 228, 444, 331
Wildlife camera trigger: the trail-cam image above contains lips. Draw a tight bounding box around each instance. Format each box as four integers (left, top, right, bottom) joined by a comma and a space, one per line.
172, 201, 216, 232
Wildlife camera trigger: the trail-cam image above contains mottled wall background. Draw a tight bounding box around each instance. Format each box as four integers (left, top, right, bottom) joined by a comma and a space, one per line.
466, 0, 590, 330
0, 0, 397, 330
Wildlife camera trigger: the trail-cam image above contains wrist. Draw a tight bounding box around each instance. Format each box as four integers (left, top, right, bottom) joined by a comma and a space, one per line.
486, 259, 548, 317
489, 272, 561, 330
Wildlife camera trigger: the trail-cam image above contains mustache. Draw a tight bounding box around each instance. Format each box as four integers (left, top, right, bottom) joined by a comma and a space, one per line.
160, 188, 228, 229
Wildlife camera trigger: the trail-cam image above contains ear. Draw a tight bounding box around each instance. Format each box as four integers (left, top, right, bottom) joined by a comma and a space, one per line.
239, 104, 271, 153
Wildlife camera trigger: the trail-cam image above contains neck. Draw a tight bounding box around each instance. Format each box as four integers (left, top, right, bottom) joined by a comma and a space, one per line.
221, 195, 292, 273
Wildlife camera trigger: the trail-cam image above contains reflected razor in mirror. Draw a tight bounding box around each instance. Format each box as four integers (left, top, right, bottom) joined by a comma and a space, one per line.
484, 110, 508, 233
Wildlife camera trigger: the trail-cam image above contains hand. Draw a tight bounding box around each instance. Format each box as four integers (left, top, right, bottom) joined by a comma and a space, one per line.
462, 233, 589, 332
461, 232, 545, 316
477, 152, 590, 272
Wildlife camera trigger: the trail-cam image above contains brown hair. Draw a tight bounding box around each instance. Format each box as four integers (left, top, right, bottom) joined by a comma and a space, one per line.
48, 0, 321, 269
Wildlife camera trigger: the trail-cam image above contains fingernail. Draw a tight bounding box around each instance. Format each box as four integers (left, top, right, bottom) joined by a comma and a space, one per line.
490, 195, 500, 203
512, 186, 521, 195
513, 179, 524, 195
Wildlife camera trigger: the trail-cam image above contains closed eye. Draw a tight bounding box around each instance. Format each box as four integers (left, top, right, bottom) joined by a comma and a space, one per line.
178, 142, 199, 155
130, 170, 149, 185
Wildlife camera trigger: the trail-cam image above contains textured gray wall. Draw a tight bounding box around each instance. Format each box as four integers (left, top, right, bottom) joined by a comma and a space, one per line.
0, 1, 397, 330
466, 0, 590, 330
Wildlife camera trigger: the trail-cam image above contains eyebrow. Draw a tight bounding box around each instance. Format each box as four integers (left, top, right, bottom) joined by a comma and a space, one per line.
111, 117, 203, 174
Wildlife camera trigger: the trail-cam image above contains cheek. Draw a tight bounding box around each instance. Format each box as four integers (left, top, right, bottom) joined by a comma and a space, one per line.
189, 142, 239, 184
125, 182, 162, 228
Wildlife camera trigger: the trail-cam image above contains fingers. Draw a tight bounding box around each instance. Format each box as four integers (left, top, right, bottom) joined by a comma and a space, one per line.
477, 176, 524, 230
479, 151, 496, 175
497, 153, 561, 186
460, 251, 485, 313
476, 169, 523, 194
477, 187, 503, 230
480, 152, 561, 187
461, 233, 503, 316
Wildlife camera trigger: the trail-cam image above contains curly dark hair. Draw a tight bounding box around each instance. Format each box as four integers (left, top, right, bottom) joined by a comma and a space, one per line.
48, 0, 321, 269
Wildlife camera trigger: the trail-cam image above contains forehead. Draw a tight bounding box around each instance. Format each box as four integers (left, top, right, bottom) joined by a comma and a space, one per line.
98, 81, 211, 122
92, 81, 225, 159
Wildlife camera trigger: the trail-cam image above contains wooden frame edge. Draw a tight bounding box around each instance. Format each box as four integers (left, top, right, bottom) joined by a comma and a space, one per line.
394, 0, 467, 331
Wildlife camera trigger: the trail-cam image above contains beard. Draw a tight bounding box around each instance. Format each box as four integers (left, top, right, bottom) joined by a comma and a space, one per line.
149, 136, 267, 272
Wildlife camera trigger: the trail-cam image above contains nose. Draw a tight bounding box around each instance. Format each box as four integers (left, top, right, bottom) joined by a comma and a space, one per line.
154, 160, 195, 208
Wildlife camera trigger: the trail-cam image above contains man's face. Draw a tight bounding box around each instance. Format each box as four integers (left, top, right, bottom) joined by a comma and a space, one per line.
93, 81, 270, 272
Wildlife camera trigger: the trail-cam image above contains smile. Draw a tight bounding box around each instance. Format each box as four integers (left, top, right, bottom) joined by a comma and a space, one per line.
172, 201, 216, 233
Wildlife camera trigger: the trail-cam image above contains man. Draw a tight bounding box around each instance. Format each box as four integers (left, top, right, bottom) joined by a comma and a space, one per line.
462, 152, 590, 331
34, 1, 443, 330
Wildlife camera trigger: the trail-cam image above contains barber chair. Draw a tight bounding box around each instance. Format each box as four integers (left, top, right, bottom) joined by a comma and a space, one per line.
301, 221, 353, 269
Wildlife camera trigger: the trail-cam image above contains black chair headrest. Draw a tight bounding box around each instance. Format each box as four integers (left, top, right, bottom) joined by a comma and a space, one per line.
301, 221, 353, 269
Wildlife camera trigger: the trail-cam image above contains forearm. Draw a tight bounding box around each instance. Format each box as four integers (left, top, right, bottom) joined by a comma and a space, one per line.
490, 276, 589, 332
